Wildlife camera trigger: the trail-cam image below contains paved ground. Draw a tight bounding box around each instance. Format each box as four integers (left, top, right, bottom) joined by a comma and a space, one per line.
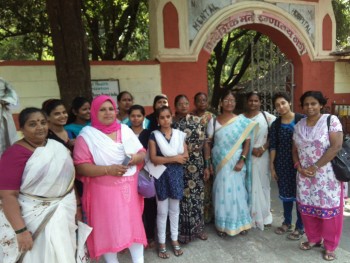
98, 182, 350, 263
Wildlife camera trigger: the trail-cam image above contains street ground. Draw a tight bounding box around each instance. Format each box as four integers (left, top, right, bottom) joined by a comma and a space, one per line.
97, 182, 350, 263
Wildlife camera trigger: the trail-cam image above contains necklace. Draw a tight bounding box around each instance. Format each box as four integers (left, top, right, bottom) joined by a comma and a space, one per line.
23, 138, 47, 148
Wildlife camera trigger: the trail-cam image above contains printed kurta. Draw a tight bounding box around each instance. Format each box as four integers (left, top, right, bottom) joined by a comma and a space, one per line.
173, 114, 206, 243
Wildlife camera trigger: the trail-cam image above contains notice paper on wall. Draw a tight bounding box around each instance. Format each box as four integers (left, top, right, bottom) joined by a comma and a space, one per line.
91, 79, 120, 104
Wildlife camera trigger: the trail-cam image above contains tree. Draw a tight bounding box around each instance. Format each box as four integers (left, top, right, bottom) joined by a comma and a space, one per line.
0, 0, 51, 60
82, 0, 149, 60
45, 0, 92, 107
332, 0, 350, 48
208, 29, 262, 109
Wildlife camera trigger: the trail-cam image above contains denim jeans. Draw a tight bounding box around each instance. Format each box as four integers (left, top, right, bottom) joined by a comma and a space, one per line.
283, 201, 303, 231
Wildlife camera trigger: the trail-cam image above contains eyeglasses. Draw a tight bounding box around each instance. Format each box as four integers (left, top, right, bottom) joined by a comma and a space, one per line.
177, 102, 189, 106
222, 99, 236, 104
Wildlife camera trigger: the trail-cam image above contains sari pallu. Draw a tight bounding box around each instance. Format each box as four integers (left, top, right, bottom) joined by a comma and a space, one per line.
212, 115, 257, 236
0, 139, 79, 263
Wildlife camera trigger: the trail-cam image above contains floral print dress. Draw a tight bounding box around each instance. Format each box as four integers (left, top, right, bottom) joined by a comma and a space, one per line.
293, 114, 343, 218
173, 114, 206, 243
191, 111, 215, 223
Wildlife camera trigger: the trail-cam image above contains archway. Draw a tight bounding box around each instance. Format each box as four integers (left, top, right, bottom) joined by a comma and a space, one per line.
150, 1, 337, 111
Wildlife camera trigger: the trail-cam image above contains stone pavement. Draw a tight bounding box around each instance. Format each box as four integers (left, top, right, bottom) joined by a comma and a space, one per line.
98, 183, 350, 263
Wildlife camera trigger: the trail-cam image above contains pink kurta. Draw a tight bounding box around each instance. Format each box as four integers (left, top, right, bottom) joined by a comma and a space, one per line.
73, 135, 146, 259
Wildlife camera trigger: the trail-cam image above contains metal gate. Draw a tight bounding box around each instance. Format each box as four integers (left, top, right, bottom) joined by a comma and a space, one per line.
238, 39, 295, 114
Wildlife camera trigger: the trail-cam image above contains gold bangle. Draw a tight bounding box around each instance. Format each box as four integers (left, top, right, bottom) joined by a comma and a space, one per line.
104, 166, 109, 175
261, 146, 265, 151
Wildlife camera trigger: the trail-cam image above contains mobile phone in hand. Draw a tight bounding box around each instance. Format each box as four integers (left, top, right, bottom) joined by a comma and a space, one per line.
122, 155, 131, 166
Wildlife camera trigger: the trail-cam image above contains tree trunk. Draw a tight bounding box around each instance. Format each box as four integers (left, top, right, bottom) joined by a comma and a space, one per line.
46, 0, 92, 108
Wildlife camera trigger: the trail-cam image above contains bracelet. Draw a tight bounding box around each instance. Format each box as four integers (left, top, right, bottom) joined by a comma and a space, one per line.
15, 226, 27, 234
293, 161, 300, 169
313, 163, 319, 169
261, 146, 265, 151
240, 155, 246, 161
104, 166, 109, 175
77, 203, 82, 207
204, 159, 211, 168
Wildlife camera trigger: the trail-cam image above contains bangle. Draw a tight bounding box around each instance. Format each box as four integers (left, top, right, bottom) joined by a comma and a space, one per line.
15, 226, 27, 234
77, 203, 82, 207
313, 163, 319, 169
104, 166, 109, 175
240, 155, 246, 161
261, 146, 265, 151
204, 159, 211, 168
293, 161, 300, 169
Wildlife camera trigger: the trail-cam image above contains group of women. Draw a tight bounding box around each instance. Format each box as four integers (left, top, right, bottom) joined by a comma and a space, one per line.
0, 89, 345, 262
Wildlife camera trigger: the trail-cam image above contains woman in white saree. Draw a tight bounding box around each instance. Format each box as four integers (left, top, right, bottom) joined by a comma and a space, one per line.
0, 107, 82, 263
244, 91, 276, 231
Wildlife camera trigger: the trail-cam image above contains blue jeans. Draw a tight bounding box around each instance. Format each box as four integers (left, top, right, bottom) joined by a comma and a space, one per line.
283, 201, 303, 231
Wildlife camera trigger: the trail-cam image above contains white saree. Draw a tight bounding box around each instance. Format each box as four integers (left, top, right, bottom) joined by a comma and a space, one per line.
249, 112, 276, 230
0, 139, 85, 263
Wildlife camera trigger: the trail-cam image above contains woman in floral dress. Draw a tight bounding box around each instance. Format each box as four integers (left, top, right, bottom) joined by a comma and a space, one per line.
173, 94, 210, 243
293, 91, 343, 261
191, 92, 215, 224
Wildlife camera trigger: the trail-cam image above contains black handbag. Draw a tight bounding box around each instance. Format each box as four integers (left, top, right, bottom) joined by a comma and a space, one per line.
327, 115, 350, 182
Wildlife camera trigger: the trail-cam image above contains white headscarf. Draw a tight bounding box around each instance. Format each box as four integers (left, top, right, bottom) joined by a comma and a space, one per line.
0, 78, 18, 157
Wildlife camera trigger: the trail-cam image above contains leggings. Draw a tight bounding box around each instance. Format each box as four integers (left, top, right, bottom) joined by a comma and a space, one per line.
103, 243, 144, 263
157, 198, 180, 244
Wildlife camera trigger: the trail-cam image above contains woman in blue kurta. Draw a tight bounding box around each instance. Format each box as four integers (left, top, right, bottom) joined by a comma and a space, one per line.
148, 106, 188, 258
269, 92, 304, 240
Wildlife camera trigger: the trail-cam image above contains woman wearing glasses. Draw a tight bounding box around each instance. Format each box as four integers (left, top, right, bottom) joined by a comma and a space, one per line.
207, 90, 257, 237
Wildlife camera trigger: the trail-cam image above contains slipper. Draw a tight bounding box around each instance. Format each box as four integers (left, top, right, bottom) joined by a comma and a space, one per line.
147, 239, 156, 249
217, 231, 227, 238
171, 242, 183, 257
158, 245, 170, 259
299, 241, 323, 251
323, 251, 336, 261
275, 223, 292, 235
240, 230, 248, 236
287, 229, 304, 241
264, 224, 272, 230
196, 231, 208, 240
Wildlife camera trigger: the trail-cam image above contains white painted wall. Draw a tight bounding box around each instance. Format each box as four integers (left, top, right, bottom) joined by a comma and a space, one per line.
0, 63, 162, 113
334, 62, 350, 94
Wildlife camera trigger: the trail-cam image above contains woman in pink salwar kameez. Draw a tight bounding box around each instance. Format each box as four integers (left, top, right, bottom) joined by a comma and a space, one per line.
292, 91, 343, 261
73, 95, 147, 263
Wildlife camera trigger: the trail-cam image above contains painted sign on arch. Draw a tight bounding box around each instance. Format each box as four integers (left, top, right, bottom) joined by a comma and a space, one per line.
204, 11, 307, 55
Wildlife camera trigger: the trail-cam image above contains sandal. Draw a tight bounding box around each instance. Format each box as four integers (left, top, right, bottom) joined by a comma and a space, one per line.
323, 251, 336, 261
264, 224, 272, 230
171, 241, 183, 257
217, 231, 227, 238
158, 244, 170, 259
196, 231, 208, 240
147, 239, 156, 249
299, 241, 323, 251
287, 229, 304, 241
240, 230, 248, 236
275, 223, 292, 235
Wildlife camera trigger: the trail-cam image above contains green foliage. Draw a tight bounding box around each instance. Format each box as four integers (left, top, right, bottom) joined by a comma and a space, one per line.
0, 0, 149, 61
333, 0, 350, 48
0, 0, 51, 60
